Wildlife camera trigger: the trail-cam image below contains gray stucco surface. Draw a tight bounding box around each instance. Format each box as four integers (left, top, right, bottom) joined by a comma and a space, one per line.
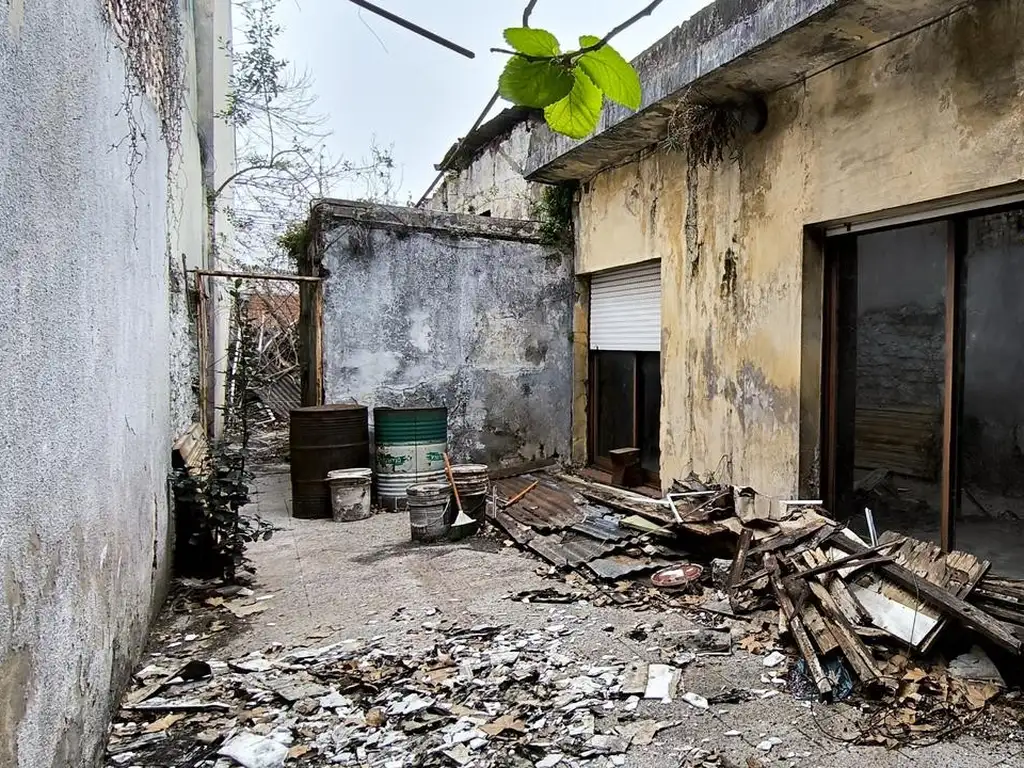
0, 1, 173, 765
318, 202, 573, 467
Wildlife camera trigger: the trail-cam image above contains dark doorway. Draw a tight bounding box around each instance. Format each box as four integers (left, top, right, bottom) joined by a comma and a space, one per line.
589, 350, 661, 482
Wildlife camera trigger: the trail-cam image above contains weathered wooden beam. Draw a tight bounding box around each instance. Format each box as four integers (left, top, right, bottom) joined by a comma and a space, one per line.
802, 549, 871, 626
806, 581, 881, 683
728, 529, 754, 588
792, 540, 901, 580
829, 536, 1022, 654
765, 555, 832, 698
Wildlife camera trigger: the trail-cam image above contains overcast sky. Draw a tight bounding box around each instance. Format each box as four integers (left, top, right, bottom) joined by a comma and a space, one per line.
273, 0, 713, 202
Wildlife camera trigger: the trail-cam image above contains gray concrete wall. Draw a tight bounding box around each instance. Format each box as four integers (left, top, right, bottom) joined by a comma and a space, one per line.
317, 202, 573, 467
426, 119, 542, 220
0, 0, 177, 764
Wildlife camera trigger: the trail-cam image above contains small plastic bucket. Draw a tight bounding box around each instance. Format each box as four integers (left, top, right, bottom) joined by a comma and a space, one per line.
326, 468, 373, 522
407, 482, 451, 542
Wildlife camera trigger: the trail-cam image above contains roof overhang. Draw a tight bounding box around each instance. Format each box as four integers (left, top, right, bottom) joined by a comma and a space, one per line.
524, 0, 969, 183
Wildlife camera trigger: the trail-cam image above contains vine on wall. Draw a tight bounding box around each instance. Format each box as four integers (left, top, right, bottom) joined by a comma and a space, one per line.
104, 0, 184, 147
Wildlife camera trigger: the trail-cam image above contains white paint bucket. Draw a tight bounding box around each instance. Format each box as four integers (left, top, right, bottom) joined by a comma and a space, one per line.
326, 468, 373, 522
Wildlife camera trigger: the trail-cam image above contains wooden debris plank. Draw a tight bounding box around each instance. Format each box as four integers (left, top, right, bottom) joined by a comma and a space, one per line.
727, 529, 754, 588
829, 535, 1020, 654
805, 581, 881, 683
971, 589, 1024, 611
172, 422, 207, 475
971, 600, 1024, 628
747, 521, 830, 558
920, 546, 989, 653
554, 473, 678, 526
792, 540, 900, 580
765, 554, 832, 697
800, 599, 839, 656
862, 531, 989, 653
801, 549, 871, 626
975, 577, 1024, 600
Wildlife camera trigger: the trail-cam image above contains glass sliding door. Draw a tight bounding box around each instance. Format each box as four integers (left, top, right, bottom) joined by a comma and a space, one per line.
827, 222, 949, 544
957, 211, 1024, 577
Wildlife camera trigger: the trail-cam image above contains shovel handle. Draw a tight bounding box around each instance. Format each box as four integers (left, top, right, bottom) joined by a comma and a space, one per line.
443, 452, 464, 513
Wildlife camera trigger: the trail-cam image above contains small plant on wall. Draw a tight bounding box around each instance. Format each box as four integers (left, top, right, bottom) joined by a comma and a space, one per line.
531, 182, 577, 248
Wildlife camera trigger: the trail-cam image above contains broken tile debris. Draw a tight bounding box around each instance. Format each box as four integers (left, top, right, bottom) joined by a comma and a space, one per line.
489, 469, 1024, 748
107, 609, 701, 767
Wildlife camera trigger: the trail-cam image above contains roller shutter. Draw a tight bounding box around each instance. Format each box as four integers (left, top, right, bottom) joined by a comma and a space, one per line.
589, 261, 661, 352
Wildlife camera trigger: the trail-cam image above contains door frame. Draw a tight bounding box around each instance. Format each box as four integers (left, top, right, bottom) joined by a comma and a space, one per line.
820, 200, 1024, 552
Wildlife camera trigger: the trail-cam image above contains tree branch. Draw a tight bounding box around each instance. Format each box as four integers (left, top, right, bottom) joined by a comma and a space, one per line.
212, 148, 306, 200
497, 0, 666, 62
522, 0, 539, 26
576, 0, 666, 55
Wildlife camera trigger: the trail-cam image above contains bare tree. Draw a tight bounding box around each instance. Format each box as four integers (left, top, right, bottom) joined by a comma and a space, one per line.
213, 0, 398, 271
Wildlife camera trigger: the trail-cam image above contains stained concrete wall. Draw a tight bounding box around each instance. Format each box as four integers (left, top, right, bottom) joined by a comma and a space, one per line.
0, 0, 200, 764
317, 202, 572, 467
427, 119, 542, 221
574, 0, 1024, 495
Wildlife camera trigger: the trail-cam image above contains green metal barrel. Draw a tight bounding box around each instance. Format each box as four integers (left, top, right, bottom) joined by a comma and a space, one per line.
373, 407, 448, 510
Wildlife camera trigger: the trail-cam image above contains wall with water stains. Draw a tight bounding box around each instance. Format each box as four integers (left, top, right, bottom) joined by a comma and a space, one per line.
575, 1, 1024, 495
316, 202, 573, 468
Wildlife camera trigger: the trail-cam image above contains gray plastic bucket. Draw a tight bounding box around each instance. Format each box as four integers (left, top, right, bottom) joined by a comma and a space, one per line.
407, 482, 451, 543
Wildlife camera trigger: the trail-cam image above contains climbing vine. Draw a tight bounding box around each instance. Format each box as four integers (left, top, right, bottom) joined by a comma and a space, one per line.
277, 219, 314, 270
173, 282, 275, 581
531, 183, 577, 248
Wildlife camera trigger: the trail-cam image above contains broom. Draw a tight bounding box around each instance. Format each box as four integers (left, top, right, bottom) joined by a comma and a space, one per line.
443, 452, 476, 529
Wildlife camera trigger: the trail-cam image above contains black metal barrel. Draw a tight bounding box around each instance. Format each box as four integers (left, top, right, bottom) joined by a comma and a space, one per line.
289, 404, 370, 519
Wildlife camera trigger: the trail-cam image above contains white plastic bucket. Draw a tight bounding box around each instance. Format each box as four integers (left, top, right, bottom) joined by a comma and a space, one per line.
326, 468, 373, 522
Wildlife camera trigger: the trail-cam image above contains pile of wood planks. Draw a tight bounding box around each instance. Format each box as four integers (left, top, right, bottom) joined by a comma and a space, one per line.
724, 514, 1021, 699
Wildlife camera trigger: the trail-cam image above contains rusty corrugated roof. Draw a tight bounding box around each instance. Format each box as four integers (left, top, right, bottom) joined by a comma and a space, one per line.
497, 475, 586, 531
525, 532, 617, 569
257, 374, 301, 421
586, 554, 675, 580
571, 511, 629, 542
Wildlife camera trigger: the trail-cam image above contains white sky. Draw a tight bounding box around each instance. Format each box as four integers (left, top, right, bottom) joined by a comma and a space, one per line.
272, 0, 713, 202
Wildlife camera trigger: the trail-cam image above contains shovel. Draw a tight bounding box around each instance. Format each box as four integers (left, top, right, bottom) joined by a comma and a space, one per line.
443, 452, 476, 529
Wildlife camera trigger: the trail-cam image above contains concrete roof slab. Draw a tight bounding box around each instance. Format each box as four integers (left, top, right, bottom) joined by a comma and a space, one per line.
524, 0, 969, 182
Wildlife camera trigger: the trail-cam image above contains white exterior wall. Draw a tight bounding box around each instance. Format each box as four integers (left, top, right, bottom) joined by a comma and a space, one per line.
0, 0, 233, 763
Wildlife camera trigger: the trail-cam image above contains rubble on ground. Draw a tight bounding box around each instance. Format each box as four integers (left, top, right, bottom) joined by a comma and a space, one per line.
489, 470, 1024, 747
106, 603, 760, 768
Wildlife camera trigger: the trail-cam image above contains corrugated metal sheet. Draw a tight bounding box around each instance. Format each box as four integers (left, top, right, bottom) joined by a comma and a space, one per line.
586, 555, 674, 580
526, 533, 616, 569
257, 375, 301, 421
497, 475, 586, 531
492, 509, 535, 546
571, 510, 629, 542
589, 261, 661, 352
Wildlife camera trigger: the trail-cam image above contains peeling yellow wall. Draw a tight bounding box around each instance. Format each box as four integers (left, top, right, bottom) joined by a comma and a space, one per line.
576, 1, 1024, 495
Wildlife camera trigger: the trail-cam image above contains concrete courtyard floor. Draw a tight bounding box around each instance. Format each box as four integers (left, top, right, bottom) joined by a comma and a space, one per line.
201, 468, 1024, 767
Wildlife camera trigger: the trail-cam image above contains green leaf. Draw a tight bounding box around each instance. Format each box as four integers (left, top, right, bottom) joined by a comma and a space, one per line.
576, 35, 641, 110
498, 56, 575, 109
544, 68, 603, 139
503, 27, 560, 57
